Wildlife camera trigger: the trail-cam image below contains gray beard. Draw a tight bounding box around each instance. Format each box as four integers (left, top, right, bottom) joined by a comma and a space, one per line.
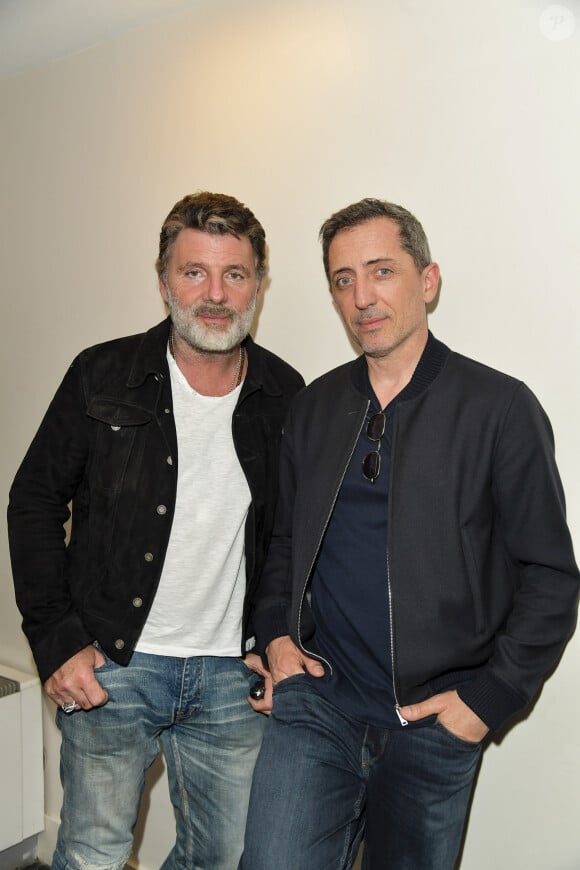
166, 292, 257, 353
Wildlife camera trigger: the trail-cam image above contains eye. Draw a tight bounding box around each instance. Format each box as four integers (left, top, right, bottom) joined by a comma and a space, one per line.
185, 269, 203, 279
376, 267, 392, 278
334, 275, 353, 289
227, 271, 245, 281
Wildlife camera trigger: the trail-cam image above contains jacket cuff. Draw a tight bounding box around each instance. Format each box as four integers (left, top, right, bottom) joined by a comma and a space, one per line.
457, 670, 528, 732
252, 604, 289, 658
28, 617, 94, 684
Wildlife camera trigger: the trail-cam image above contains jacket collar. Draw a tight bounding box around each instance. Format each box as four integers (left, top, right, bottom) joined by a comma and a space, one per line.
242, 336, 286, 398
351, 330, 450, 405
126, 317, 171, 388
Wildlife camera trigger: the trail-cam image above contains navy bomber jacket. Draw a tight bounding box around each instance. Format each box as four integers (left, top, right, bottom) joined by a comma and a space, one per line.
8, 317, 304, 682
252, 335, 579, 732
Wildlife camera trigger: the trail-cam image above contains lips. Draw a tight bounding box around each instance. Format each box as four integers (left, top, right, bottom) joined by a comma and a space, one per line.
356, 316, 385, 330
195, 306, 234, 328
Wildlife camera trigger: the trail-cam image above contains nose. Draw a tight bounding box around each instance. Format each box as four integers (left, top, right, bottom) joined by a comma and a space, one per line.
205, 271, 227, 304
353, 276, 376, 310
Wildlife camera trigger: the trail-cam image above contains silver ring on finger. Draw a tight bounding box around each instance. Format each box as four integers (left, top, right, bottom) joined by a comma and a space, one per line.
61, 700, 77, 714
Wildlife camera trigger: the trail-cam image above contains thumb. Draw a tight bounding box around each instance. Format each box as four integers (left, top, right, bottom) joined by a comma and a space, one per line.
304, 657, 325, 678
93, 646, 107, 668
399, 696, 441, 722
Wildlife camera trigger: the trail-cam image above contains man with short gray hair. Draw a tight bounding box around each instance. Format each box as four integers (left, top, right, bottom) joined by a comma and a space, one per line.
241, 197, 579, 869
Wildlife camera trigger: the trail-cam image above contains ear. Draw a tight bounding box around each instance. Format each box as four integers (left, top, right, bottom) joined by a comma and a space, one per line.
422, 263, 440, 303
158, 277, 169, 304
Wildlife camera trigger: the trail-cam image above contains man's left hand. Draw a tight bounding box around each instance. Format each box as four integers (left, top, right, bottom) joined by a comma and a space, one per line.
399, 690, 489, 743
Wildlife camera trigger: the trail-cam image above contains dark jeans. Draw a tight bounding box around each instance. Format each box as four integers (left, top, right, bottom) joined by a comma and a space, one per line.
241, 675, 481, 870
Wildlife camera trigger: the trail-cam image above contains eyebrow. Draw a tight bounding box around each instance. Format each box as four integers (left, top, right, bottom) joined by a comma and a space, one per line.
365, 257, 398, 267
176, 260, 203, 273
225, 263, 252, 276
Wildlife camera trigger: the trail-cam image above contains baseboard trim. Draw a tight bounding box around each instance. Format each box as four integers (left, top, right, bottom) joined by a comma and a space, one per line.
0, 835, 39, 870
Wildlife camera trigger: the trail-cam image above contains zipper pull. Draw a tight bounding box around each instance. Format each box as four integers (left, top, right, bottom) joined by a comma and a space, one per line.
395, 705, 409, 726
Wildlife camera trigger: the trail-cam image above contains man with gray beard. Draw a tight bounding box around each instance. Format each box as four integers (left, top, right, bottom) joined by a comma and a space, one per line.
8, 192, 304, 870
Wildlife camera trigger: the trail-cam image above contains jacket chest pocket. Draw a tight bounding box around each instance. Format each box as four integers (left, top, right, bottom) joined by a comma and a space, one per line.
87, 397, 152, 494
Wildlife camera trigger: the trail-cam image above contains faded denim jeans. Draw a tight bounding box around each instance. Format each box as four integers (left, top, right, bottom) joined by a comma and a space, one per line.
53, 650, 265, 870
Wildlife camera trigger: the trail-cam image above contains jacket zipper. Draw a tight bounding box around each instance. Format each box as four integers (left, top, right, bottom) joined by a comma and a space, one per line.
387, 412, 407, 726
296, 393, 408, 726
297, 400, 370, 674
387, 547, 408, 726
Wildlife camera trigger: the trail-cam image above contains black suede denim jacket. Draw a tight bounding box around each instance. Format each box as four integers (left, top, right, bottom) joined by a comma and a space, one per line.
8, 317, 304, 682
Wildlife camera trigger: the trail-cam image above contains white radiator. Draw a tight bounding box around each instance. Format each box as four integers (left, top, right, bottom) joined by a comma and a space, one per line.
0, 664, 44, 851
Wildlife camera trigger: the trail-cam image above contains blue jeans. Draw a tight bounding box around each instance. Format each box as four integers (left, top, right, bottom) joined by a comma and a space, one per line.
53, 651, 265, 870
240, 676, 482, 870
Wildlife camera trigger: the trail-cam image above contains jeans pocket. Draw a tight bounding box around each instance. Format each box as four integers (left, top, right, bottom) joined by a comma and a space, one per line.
92, 641, 117, 671
434, 718, 482, 750
237, 657, 262, 688
272, 672, 309, 702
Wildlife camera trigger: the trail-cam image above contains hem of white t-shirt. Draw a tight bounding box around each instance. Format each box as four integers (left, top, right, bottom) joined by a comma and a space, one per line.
134, 642, 244, 658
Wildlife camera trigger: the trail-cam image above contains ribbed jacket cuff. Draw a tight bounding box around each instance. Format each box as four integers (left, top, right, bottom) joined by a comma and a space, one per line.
458, 670, 528, 732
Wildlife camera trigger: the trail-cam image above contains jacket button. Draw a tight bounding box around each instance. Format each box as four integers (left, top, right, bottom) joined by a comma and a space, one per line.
166, 456, 173, 465
164, 408, 171, 415
114, 639, 125, 650
144, 552, 154, 562
156, 504, 167, 515
110, 425, 121, 431
132, 597, 143, 608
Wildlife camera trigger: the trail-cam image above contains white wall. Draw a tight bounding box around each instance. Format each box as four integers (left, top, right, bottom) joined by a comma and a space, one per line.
1, 1, 579, 867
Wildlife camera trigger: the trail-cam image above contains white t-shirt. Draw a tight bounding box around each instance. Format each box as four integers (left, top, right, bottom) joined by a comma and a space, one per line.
136, 351, 250, 657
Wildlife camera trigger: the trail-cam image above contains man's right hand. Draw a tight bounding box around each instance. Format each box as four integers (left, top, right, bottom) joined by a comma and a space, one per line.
44, 644, 109, 711
266, 635, 325, 686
